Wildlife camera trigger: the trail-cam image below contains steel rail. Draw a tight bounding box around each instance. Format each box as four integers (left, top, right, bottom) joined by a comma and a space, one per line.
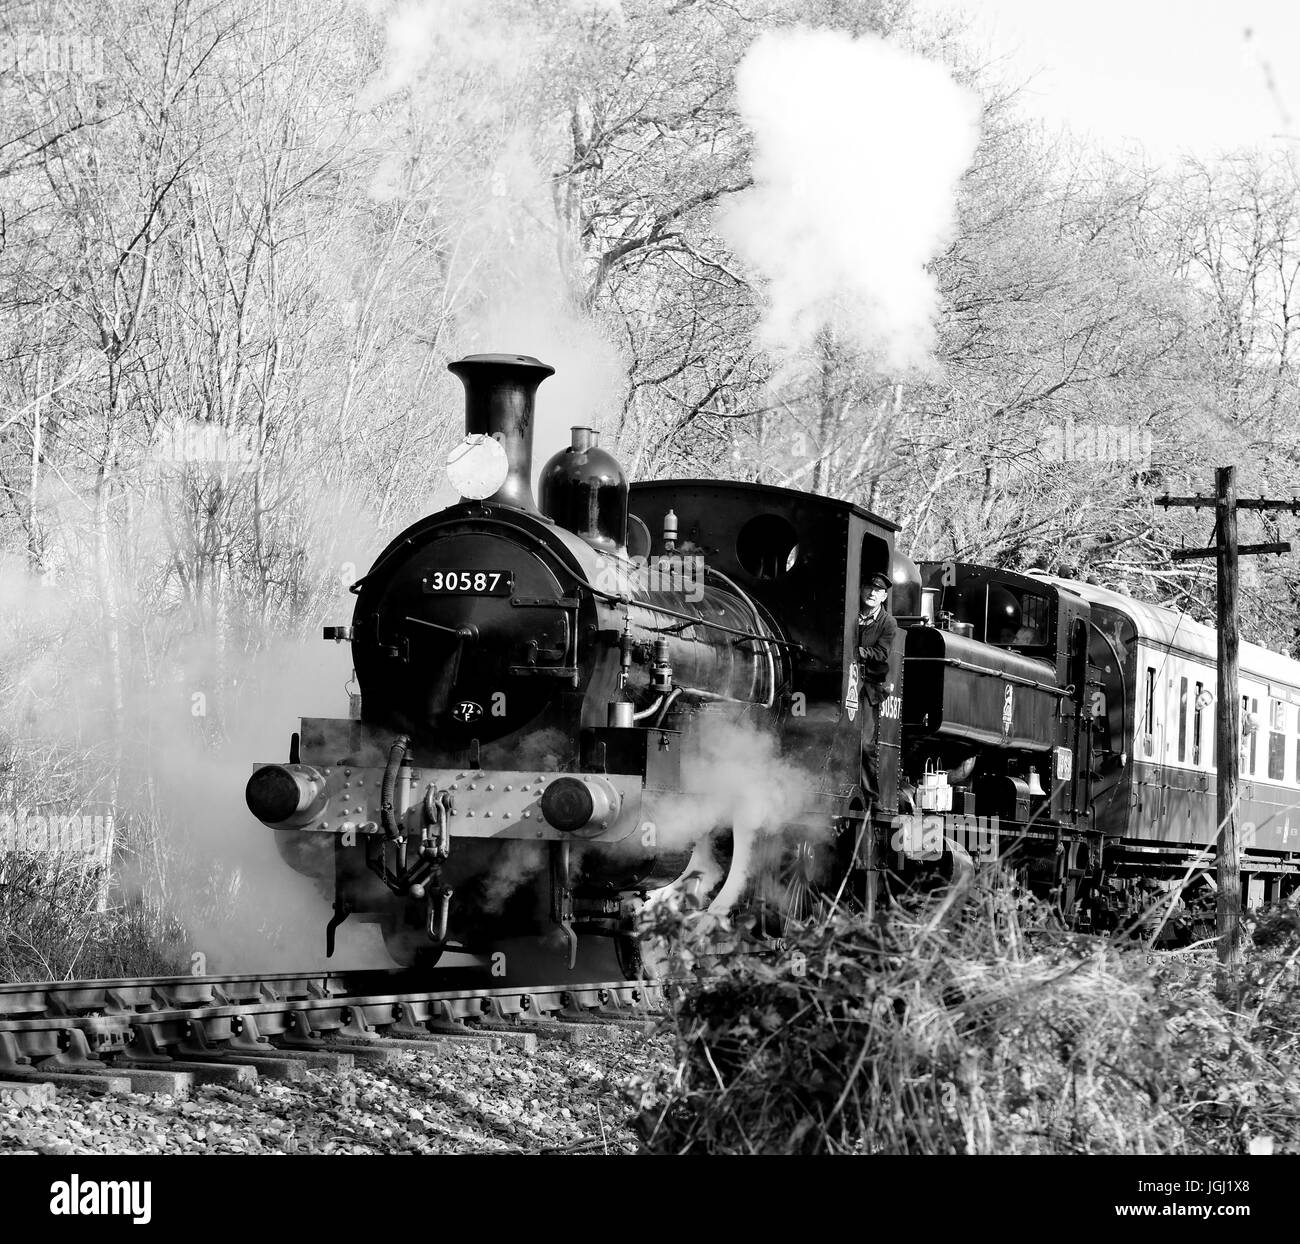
0, 971, 668, 1093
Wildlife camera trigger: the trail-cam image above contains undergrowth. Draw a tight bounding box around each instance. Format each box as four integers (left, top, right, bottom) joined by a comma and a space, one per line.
0, 850, 189, 981
629, 882, 1300, 1155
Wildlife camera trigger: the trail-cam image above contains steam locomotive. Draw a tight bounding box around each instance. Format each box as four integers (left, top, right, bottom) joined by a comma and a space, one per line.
245, 354, 1300, 972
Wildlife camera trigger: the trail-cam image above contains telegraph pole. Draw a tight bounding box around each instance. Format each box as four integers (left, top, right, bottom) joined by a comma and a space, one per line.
1158, 468, 1297, 996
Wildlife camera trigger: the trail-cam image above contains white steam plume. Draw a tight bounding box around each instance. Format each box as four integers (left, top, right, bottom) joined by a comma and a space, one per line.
644, 717, 818, 913
0, 488, 387, 974
718, 27, 981, 370
362, 1, 628, 482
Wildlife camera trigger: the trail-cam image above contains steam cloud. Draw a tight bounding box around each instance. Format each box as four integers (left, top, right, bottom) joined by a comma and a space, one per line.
479, 841, 548, 916
647, 717, 819, 913
363, 0, 628, 490
718, 27, 981, 370
0, 486, 384, 974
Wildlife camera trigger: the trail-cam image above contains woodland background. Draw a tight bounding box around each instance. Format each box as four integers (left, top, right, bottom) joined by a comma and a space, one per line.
1, 0, 1299, 969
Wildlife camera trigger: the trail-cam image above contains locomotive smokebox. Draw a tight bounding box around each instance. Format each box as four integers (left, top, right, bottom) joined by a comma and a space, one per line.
539, 426, 629, 552
447, 353, 555, 514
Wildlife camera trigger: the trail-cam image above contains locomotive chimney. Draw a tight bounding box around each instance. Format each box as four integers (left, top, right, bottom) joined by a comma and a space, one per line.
447, 353, 555, 514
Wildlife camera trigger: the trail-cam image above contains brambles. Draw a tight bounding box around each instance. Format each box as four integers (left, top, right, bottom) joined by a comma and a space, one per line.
630, 882, 1300, 1155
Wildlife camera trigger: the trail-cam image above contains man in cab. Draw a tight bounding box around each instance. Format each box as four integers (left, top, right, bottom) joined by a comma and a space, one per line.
857, 571, 897, 802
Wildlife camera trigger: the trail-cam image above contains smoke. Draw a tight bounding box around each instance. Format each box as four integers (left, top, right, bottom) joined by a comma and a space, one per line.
146, 637, 381, 973
0, 478, 390, 974
478, 841, 548, 916
481, 726, 570, 773
647, 716, 819, 912
673, 835, 726, 904
361, 0, 528, 102
361, 0, 629, 481
718, 27, 981, 371
458, 262, 628, 491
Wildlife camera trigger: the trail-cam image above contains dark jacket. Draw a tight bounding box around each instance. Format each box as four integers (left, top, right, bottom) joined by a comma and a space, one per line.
856, 608, 897, 694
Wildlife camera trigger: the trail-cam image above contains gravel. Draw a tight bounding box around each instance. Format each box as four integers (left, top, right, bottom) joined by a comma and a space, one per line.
0, 1027, 673, 1155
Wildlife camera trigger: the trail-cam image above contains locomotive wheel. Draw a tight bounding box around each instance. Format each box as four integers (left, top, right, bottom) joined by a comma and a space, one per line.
777, 838, 822, 932
750, 832, 844, 939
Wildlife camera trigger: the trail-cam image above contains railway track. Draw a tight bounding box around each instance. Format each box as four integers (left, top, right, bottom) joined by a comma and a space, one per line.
0, 968, 666, 1101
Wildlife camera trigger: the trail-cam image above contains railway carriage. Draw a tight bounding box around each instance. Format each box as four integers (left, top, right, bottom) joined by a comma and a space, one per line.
1032, 575, 1300, 908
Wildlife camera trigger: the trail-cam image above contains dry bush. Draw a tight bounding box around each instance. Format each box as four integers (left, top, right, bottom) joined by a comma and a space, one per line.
629, 881, 1300, 1155
0, 851, 188, 982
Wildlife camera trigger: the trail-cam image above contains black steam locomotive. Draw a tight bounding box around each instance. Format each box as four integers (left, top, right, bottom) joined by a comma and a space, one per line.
246, 355, 1300, 971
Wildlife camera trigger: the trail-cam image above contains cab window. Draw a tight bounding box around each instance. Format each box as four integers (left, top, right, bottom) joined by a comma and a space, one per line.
961, 585, 1052, 647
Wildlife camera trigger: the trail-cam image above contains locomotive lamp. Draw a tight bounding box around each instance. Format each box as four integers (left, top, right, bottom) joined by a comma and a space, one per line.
446, 433, 510, 501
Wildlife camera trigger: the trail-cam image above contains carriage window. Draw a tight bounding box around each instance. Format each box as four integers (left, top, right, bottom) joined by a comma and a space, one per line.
1268, 699, 1286, 781
1177, 678, 1188, 763
1242, 696, 1259, 774
1143, 667, 1156, 747
1294, 703, 1300, 783
1192, 681, 1203, 765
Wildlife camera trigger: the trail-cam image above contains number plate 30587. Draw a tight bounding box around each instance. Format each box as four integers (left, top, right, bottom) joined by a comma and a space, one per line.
422, 570, 513, 595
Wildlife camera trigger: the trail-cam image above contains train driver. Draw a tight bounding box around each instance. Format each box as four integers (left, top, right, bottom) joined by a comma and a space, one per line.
857, 571, 897, 803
